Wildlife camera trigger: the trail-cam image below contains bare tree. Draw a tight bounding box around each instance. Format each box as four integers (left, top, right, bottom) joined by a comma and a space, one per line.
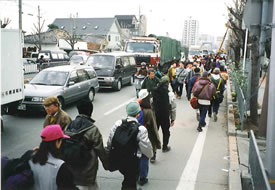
32, 6, 45, 51
53, 28, 80, 51
226, 0, 246, 68
0, 18, 11, 28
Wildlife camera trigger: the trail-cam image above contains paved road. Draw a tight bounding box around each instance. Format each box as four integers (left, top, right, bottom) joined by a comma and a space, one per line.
1, 84, 229, 190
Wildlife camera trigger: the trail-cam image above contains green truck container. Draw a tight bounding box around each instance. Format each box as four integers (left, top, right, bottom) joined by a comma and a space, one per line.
157, 36, 182, 72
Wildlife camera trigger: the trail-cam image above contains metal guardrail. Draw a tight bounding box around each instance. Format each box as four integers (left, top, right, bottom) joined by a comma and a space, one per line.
249, 130, 271, 190
229, 70, 247, 131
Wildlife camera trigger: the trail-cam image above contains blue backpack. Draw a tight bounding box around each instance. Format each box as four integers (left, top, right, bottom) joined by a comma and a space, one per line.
1, 150, 34, 190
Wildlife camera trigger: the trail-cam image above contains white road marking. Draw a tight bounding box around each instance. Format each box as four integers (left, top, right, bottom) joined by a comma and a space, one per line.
176, 118, 210, 190
221, 169, 229, 172
104, 97, 136, 116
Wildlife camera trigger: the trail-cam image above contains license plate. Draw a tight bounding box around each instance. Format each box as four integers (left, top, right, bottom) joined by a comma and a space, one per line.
17, 104, 26, 110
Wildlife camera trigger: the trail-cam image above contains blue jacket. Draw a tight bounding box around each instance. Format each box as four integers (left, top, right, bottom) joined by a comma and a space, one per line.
187, 73, 201, 99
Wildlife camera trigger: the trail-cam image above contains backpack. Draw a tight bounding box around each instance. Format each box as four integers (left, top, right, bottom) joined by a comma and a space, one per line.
213, 78, 224, 103
61, 125, 94, 169
109, 120, 139, 172
2, 150, 34, 190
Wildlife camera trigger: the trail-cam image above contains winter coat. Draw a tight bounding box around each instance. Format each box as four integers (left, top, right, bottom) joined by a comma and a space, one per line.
187, 73, 201, 99
43, 109, 72, 130
175, 67, 187, 84
65, 114, 108, 186
192, 78, 216, 105
141, 77, 160, 93
168, 67, 176, 81
142, 108, 161, 152
106, 116, 153, 159
152, 83, 170, 113
210, 74, 225, 94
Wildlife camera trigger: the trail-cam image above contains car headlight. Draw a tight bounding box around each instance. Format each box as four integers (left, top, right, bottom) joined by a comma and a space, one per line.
104, 77, 115, 81
32, 97, 46, 102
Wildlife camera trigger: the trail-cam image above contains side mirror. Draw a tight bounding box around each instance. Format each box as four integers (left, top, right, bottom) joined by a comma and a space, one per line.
68, 81, 75, 86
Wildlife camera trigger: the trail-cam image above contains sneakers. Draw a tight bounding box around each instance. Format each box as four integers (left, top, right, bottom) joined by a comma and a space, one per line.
213, 112, 217, 122
162, 146, 171, 152
139, 177, 148, 186
197, 126, 203, 132
150, 153, 156, 163
208, 113, 212, 118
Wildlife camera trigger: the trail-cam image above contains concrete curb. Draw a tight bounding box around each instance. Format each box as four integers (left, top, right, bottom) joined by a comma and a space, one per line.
227, 79, 243, 190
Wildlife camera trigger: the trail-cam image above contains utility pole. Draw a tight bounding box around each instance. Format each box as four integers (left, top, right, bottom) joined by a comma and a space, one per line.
19, 0, 22, 30
266, 0, 275, 187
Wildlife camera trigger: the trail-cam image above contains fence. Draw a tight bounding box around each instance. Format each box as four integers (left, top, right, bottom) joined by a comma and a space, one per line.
249, 130, 271, 190
24, 63, 38, 74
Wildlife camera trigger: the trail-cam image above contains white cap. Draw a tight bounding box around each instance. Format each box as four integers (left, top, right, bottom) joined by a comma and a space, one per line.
138, 89, 149, 99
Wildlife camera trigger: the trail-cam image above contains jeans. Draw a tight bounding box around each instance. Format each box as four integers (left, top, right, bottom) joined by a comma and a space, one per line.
139, 155, 149, 178
212, 101, 220, 114
208, 100, 220, 115
176, 83, 184, 96
199, 104, 210, 126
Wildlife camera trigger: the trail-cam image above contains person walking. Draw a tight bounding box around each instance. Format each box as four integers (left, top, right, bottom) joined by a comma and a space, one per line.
175, 62, 187, 98
135, 62, 148, 97
29, 124, 78, 190
187, 68, 201, 121
107, 102, 153, 190
152, 76, 171, 152
192, 72, 216, 132
184, 63, 195, 100
141, 69, 160, 94
65, 99, 109, 190
208, 68, 225, 121
138, 89, 161, 163
167, 62, 177, 93
43, 96, 72, 130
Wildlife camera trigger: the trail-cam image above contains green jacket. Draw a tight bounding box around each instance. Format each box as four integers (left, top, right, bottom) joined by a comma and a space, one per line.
141, 77, 160, 93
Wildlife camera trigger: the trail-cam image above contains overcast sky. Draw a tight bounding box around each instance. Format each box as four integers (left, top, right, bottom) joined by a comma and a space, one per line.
0, 0, 232, 40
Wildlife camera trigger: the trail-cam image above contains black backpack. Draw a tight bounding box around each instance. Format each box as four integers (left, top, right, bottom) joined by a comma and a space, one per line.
2, 150, 34, 190
109, 120, 139, 172
61, 126, 94, 169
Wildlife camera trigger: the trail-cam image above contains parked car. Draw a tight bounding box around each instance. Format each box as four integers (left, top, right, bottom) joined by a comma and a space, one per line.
18, 65, 99, 112
37, 50, 70, 70
69, 55, 87, 65
86, 52, 136, 90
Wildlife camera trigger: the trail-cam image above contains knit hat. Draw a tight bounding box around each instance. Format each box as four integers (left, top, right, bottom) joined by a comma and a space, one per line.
213, 68, 220, 74
202, 71, 209, 78
126, 101, 141, 117
138, 89, 149, 99
160, 75, 169, 84
41, 124, 69, 142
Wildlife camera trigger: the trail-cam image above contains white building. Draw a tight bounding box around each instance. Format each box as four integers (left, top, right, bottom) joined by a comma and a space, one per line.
182, 17, 199, 47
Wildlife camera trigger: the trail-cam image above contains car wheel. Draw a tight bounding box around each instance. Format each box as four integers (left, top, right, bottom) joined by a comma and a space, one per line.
115, 79, 122, 91
128, 75, 134, 86
58, 97, 64, 109
88, 88, 95, 102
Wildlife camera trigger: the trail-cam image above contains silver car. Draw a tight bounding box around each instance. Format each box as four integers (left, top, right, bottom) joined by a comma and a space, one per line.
18, 65, 99, 112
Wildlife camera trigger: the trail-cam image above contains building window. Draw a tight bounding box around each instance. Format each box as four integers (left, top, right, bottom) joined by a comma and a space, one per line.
108, 35, 111, 41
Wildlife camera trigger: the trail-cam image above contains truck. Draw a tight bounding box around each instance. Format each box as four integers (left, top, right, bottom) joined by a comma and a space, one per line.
124, 35, 181, 72
1, 29, 24, 116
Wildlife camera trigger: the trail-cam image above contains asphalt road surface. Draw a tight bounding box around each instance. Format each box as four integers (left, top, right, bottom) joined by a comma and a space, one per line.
1, 84, 229, 190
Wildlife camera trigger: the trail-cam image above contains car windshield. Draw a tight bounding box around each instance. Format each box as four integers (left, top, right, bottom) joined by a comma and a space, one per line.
70, 55, 83, 63
189, 50, 200, 56
86, 55, 115, 69
30, 71, 69, 86
126, 42, 156, 53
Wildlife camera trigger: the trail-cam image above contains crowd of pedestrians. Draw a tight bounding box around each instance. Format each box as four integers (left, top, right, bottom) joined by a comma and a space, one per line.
8, 53, 228, 190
